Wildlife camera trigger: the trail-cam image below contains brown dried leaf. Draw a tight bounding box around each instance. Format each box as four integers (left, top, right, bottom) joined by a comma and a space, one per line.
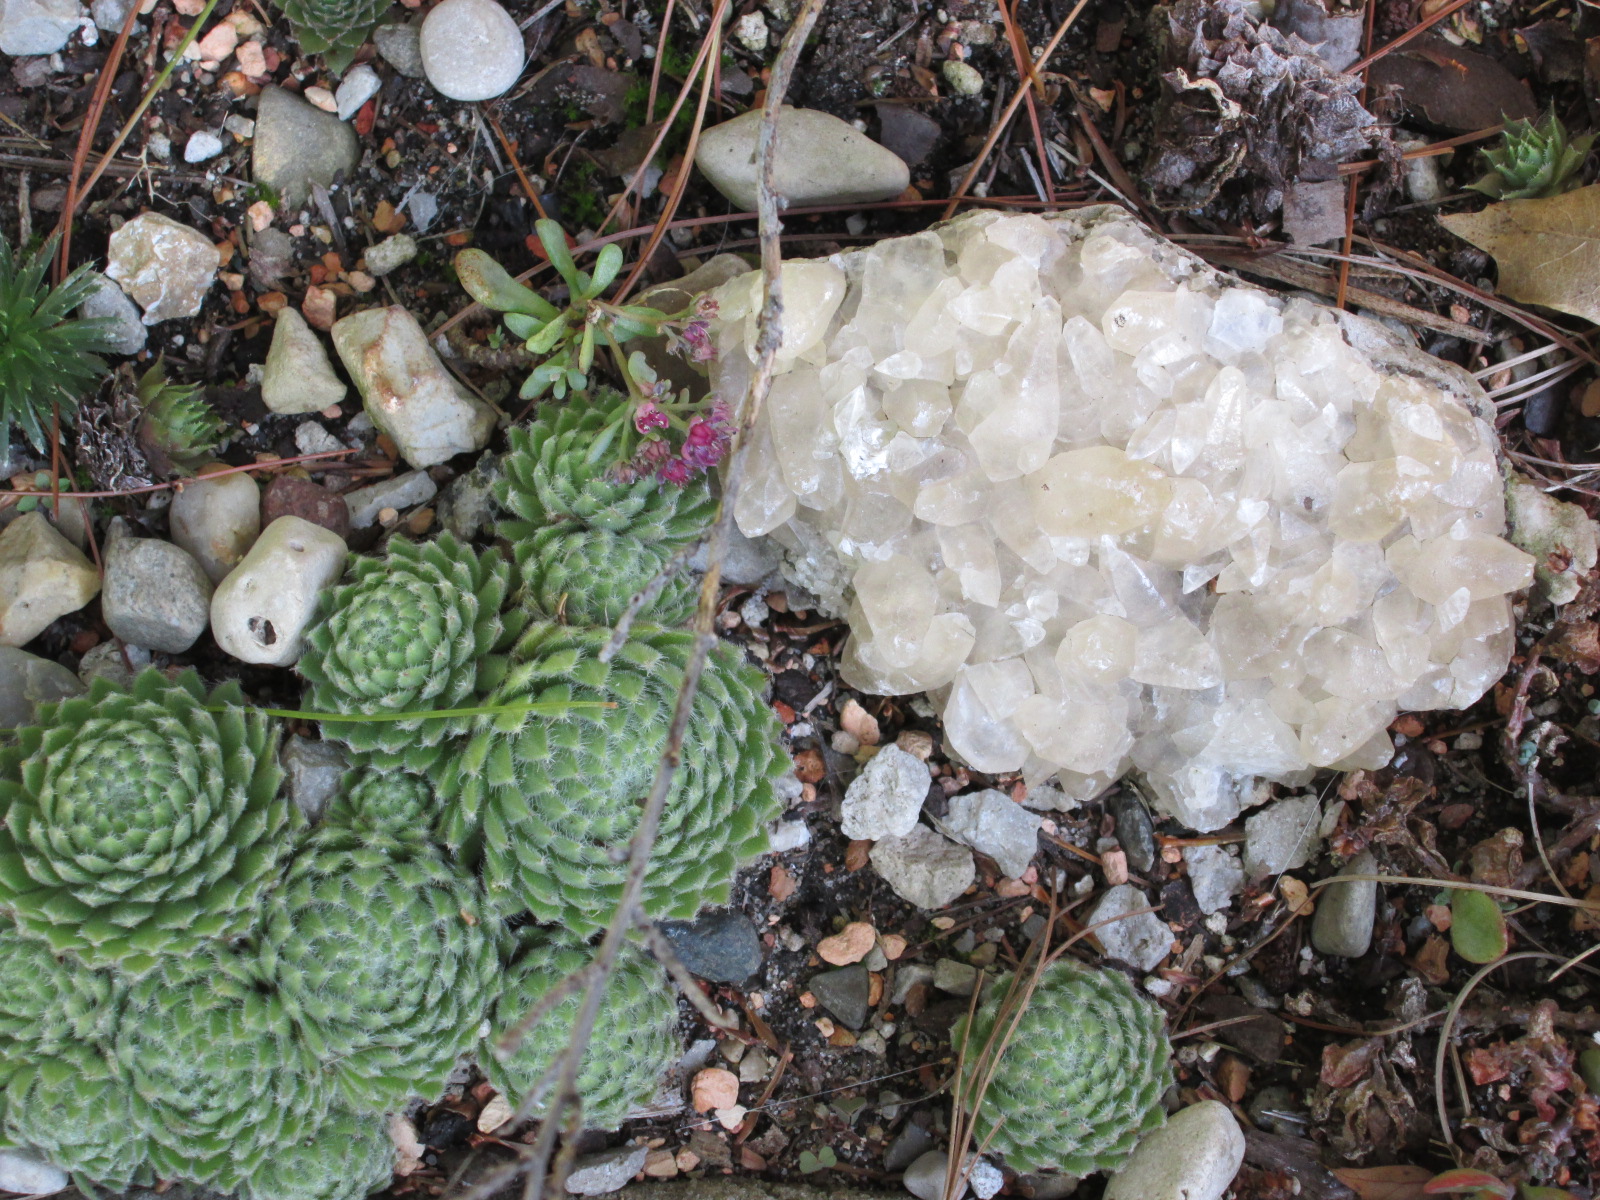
1330, 1164, 1433, 1200
1440, 186, 1600, 325
1321, 1037, 1382, 1088
1370, 33, 1536, 132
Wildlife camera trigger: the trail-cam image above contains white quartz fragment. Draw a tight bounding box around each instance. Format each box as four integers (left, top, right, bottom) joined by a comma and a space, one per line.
707, 208, 1531, 831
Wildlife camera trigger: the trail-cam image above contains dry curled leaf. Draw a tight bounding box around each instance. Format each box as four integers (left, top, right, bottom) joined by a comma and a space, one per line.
1331, 1163, 1434, 1200
1440, 186, 1600, 325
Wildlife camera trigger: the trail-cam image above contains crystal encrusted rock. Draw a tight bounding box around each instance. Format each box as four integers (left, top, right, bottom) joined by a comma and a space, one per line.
705, 208, 1531, 830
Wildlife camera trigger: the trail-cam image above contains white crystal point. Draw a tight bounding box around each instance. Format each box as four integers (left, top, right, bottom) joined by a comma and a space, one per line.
704, 208, 1527, 829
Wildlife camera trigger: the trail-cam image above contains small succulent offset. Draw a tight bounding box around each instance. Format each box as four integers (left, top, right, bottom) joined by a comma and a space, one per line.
1471, 111, 1594, 200
276, 0, 390, 73
134, 357, 225, 477
298, 533, 521, 775
487, 933, 679, 1129
457, 224, 731, 485
954, 960, 1172, 1175
495, 390, 716, 625
0, 671, 293, 976
0, 233, 115, 453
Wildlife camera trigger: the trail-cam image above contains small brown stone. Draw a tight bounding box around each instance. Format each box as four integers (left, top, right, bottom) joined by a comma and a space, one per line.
261, 475, 350, 539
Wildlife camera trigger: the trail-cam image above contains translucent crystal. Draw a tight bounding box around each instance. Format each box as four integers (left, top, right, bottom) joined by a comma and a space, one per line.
706, 210, 1526, 831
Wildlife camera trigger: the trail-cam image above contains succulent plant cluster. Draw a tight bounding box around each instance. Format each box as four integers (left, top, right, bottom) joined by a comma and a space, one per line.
955, 960, 1173, 1175
0, 387, 786, 1197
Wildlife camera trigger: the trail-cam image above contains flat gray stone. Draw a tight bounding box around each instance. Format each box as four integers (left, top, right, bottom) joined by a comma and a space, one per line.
1243, 794, 1321, 878
1183, 844, 1245, 915
374, 22, 425, 76
0, 646, 82, 727
695, 107, 909, 213
0, 0, 81, 55
281, 734, 346, 822
565, 1143, 648, 1196
809, 964, 871, 1030
1311, 850, 1378, 958
101, 536, 212, 653
437, 451, 500, 541
870, 824, 974, 910
1088, 883, 1173, 972
345, 469, 438, 529
253, 85, 359, 209
660, 911, 762, 984
937, 788, 1041, 879
841, 743, 929, 841
78, 271, 146, 355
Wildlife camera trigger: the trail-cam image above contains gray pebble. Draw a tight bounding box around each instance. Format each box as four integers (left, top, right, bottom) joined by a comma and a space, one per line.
809, 963, 871, 1030
281, 734, 346, 822
100, 536, 212, 653
660, 910, 762, 983
563, 1144, 648, 1196
1311, 850, 1378, 958
0, 645, 82, 727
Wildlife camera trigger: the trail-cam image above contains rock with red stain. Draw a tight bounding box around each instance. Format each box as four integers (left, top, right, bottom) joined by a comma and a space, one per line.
331, 306, 495, 468
262, 475, 350, 540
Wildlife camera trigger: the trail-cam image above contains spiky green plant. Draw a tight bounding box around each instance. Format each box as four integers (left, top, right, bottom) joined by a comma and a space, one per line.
115, 963, 332, 1191
3, 1043, 152, 1191
0, 925, 121, 1074
0, 233, 115, 453
0, 670, 293, 976
135, 357, 224, 477
251, 827, 502, 1108
486, 933, 679, 1129
276, 0, 390, 74
953, 960, 1172, 1175
436, 621, 786, 934
238, 1105, 396, 1200
1471, 111, 1594, 200
322, 765, 442, 845
495, 389, 716, 548
518, 525, 699, 626
298, 534, 519, 775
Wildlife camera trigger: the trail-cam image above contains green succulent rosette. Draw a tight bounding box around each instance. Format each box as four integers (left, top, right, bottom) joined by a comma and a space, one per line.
0, 669, 292, 975
953, 959, 1172, 1175
518, 525, 699, 627
495, 390, 716, 545
277, 0, 390, 74
299, 534, 519, 775
0, 924, 121, 1074
437, 622, 786, 934
253, 828, 502, 1108
486, 933, 679, 1130
322, 765, 441, 845
3, 1043, 152, 1192
238, 1104, 396, 1200
115, 962, 332, 1190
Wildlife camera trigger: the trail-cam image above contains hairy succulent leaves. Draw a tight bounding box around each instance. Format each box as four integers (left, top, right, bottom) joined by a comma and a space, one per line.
487, 934, 678, 1129
955, 960, 1172, 1175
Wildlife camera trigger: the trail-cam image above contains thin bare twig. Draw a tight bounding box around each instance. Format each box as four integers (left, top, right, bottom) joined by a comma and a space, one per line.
480, 6, 823, 1198
943, 0, 1092, 219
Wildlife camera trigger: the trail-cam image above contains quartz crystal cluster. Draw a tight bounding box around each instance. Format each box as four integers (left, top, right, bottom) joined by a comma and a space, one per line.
707, 209, 1532, 830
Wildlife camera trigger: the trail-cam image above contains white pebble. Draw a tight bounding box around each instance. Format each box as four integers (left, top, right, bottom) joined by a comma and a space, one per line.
183, 130, 224, 162
210, 516, 347, 667
335, 63, 382, 121
419, 0, 525, 101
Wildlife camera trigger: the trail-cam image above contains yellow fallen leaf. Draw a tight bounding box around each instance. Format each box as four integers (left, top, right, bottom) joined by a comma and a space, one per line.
1440, 184, 1600, 324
